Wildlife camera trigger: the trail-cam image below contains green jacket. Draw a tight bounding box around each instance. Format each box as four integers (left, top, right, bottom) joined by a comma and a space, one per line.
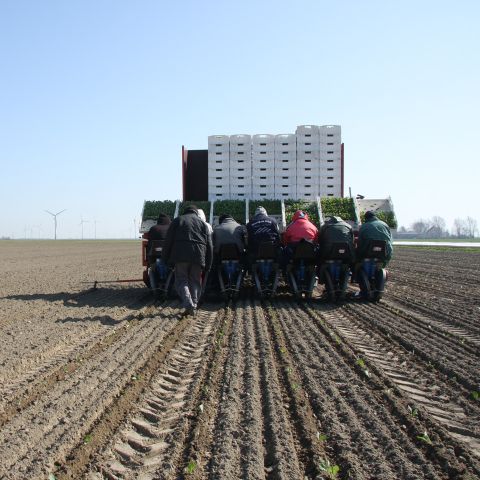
318, 216, 355, 260
357, 216, 393, 264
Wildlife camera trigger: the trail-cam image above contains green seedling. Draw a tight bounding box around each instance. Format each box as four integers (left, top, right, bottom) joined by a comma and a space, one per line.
185, 460, 197, 474
279, 347, 287, 354
318, 457, 340, 478
471, 391, 480, 401
417, 431, 433, 445
408, 405, 418, 417
83, 434, 92, 444
356, 358, 370, 377
48, 474, 57, 480
292, 382, 300, 392
316, 432, 327, 442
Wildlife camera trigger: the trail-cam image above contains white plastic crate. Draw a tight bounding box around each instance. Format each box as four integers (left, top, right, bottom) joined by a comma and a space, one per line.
252, 158, 275, 168
208, 152, 229, 165
252, 151, 275, 162
274, 169, 296, 179
274, 150, 296, 161
208, 171, 230, 182
252, 143, 275, 156
320, 166, 341, 176
297, 158, 320, 169
208, 135, 230, 146
230, 184, 252, 196
276, 157, 297, 167
319, 125, 341, 137
230, 150, 251, 159
297, 177, 320, 188
275, 133, 296, 145
230, 134, 251, 145
230, 165, 251, 177
252, 164, 275, 175
296, 125, 320, 138
251, 190, 276, 200
252, 175, 275, 187
208, 168, 230, 181
208, 183, 230, 197
252, 133, 275, 144
274, 187, 297, 199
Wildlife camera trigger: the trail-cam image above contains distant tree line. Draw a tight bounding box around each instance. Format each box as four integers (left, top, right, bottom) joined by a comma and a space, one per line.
397, 216, 478, 238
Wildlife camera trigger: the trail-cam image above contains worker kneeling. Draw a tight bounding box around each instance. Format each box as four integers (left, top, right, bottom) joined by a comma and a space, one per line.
212, 214, 247, 300
282, 210, 319, 299
317, 216, 355, 301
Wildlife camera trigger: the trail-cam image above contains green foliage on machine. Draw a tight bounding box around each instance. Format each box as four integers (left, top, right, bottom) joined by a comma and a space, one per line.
284, 200, 320, 226
214, 200, 246, 223
142, 200, 176, 220
321, 197, 356, 222
248, 199, 282, 218
360, 210, 398, 229
179, 201, 211, 216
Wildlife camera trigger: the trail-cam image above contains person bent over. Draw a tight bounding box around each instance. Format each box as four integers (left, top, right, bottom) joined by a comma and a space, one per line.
246, 207, 280, 269
282, 210, 318, 271
162, 205, 213, 317
356, 211, 393, 266
317, 216, 355, 263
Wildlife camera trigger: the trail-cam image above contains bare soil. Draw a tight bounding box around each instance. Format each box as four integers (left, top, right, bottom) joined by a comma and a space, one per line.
0, 241, 479, 479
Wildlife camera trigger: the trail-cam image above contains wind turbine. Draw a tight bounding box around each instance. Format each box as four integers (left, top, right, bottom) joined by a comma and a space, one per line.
79, 216, 89, 240
45, 210, 66, 240
93, 219, 99, 239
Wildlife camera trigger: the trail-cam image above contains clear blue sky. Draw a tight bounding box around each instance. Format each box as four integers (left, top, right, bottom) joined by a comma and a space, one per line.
1, 0, 479, 238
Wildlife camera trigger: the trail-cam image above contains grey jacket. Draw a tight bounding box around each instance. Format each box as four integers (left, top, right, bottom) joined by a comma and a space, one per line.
212, 218, 247, 255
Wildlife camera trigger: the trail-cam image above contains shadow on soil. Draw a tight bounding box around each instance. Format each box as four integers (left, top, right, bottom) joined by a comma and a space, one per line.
2, 286, 148, 309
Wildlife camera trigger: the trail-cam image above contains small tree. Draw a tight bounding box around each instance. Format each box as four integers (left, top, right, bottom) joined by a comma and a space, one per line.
453, 218, 467, 237
465, 217, 478, 238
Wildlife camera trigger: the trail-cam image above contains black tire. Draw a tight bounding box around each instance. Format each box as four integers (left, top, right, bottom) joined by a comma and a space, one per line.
323, 270, 336, 302
358, 269, 373, 301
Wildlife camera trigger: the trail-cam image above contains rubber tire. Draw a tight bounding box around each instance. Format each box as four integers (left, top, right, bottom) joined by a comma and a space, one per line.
323, 270, 336, 302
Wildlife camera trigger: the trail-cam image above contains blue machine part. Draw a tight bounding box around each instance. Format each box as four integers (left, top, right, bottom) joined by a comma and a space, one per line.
155, 258, 168, 280
328, 261, 342, 282
298, 260, 305, 282
362, 259, 376, 279
261, 261, 272, 280
224, 260, 238, 283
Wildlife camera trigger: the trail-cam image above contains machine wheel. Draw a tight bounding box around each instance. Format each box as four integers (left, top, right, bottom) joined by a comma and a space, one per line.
323, 271, 336, 302
358, 269, 373, 301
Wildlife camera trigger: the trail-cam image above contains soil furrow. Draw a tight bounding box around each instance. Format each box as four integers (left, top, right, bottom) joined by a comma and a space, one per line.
319, 305, 480, 456
347, 303, 478, 393
0, 305, 180, 479
280, 301, 469, 479
86, 307, 220, 480
209, 300, 264, 478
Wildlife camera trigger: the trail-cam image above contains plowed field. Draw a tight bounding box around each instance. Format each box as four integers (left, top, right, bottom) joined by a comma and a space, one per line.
0, 241, 479, 480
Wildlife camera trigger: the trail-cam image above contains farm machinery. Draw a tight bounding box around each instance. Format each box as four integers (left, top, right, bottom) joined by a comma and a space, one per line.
139, 197, 397, 302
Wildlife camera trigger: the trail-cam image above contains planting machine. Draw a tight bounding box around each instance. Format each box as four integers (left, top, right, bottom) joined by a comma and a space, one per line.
139, 196, 396, 302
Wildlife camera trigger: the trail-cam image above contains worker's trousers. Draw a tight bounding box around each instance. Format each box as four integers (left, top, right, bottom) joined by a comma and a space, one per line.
174, 262, 202, 309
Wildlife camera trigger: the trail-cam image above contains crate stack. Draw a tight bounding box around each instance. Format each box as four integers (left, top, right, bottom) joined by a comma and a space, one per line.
274, 134, 297, 199
319, 125, 342, 197
252, 134, 275, 199
296, 125, 321, 200
208, 135, 230, 200
229, 134, 252, 199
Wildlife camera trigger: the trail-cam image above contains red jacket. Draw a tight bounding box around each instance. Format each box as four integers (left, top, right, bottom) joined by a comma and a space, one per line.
283, 211, 318, 245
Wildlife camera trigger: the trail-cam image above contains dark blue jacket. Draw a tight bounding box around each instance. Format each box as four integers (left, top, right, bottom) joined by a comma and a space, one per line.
246, 213, 280, 256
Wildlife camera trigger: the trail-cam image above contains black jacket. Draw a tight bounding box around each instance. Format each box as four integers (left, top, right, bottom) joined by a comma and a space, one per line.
162, 210, 213, 269
246, 213, 280, 256
318, 216, 355, 261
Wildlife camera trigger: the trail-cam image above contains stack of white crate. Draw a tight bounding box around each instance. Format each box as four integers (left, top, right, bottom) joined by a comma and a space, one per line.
274, 134, 296, 199
229, 134, 252, 199
296, 125, 320, 200
208, 135, 230, 200
252, 134, 275, 199
319, 125, 342, 197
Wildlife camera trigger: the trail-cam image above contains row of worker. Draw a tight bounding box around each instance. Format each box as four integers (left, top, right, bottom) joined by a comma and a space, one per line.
147, 205, 393, 316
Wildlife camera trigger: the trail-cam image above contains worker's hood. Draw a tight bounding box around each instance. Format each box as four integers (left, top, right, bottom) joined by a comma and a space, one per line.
157, 213, 171, 225
292, 210, 309, 222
